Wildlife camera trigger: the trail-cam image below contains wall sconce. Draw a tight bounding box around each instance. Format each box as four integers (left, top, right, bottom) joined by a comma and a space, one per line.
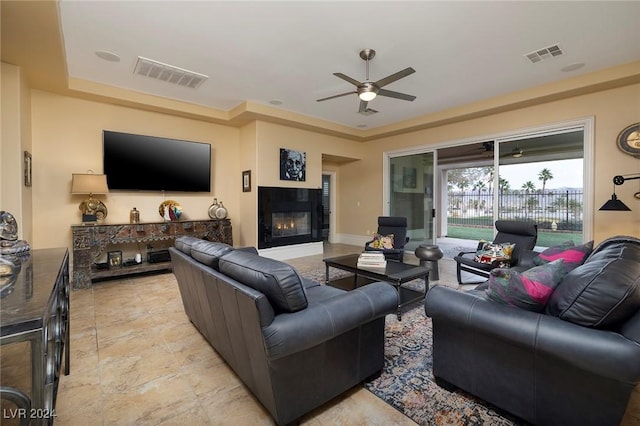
599, 173, 640, 211
71, 172, 109, 223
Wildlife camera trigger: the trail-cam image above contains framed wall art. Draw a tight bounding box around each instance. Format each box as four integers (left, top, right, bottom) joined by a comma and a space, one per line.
24, 151, 32, 187
242, 170, 251, 192
280, 148, 306, 181
107, 250, 123, 269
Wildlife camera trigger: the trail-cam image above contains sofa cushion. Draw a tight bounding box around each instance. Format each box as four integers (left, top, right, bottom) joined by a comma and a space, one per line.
219, 250, 308, 313
485, 259, 565, 312
190, 240, 234, 270
533, 240, 593, 274
546, 240, 640, 327
174, 236, 204, 256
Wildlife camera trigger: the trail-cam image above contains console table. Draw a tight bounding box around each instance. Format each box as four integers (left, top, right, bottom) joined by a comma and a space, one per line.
71, 219, 232, 289
0, 248, 70, 425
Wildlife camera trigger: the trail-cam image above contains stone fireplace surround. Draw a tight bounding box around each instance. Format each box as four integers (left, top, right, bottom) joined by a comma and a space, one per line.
257, 186, 323, 251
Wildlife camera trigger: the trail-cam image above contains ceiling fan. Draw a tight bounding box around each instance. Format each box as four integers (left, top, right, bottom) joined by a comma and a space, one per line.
316, 49, 416, 113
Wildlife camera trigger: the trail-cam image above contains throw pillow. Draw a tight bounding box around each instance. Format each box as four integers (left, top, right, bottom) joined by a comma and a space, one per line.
533, 240, 594, 274
486, 259, 565, 312
546, 239, 640, 328
474, 242, 515, 267
368, 233, 394, 249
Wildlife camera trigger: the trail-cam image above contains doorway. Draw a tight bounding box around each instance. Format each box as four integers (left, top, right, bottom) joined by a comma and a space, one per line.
384, 119, 593, 252
438, 123, 591, 247
322, 172, 336, 243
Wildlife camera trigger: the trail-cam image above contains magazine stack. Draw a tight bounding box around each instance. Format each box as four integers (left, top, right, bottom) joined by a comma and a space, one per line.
357, 252, 387, 269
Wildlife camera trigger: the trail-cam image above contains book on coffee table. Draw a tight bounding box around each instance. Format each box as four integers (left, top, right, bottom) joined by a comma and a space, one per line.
357, 252, 387, 268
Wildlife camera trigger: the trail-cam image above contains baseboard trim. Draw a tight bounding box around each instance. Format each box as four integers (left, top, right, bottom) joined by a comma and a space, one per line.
258, 241, 324, 261
336, 233, 371, 247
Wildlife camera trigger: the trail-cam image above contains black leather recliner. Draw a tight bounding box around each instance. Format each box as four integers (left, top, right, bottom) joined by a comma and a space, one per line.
454, 220, 538, 284
426, 236, 640, 425
364, 216, 410, 262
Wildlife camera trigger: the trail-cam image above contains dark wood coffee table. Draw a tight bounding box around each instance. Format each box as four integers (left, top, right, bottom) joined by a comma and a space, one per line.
323, 253, 429, 320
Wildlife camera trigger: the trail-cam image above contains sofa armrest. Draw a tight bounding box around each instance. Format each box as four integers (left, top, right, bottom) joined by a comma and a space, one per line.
263, 282, 398, 360
425, 285, 640, 383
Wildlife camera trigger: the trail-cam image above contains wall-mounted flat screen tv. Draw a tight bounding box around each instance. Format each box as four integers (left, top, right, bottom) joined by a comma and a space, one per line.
103, 130, 211, 192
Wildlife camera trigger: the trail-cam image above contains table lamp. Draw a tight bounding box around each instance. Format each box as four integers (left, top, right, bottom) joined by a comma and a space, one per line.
71, 173, 109, 223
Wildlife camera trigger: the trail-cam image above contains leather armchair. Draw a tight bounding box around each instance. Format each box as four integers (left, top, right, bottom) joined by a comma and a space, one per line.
426, 236, 640, 426
364, 216, 410, 263
454, 220, 537, 284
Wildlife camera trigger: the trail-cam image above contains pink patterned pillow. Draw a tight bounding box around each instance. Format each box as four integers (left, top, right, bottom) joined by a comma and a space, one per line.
533, 240, 594, 274
486, 259, 565, 312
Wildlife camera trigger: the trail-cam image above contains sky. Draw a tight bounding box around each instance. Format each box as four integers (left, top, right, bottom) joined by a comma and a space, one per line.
498, 159, 583, 189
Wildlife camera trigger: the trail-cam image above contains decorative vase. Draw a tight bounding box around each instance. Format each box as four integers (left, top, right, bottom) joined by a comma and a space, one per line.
208, 198, 219, 219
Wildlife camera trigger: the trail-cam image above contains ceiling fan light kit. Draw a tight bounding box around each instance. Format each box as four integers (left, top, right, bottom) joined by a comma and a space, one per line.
317, 49, 416, 112
512, 147, 523, 158
358, 83, 378, 101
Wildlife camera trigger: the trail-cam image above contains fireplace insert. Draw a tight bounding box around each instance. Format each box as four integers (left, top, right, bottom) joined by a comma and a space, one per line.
258, 187, 323, 249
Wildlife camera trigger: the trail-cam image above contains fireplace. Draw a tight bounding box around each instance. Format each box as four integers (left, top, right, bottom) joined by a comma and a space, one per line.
258, 187, 323, 249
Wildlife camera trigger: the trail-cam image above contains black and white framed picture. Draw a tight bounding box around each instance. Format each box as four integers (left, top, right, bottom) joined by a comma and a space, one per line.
280, 148, 306, 181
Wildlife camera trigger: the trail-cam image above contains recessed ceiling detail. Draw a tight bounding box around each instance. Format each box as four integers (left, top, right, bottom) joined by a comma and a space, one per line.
524, 44, 563, 64
133, 56, 208, 89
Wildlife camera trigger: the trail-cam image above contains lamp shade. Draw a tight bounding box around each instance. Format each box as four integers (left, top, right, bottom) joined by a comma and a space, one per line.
599, 194, 631, 211
71, 174, 109, 194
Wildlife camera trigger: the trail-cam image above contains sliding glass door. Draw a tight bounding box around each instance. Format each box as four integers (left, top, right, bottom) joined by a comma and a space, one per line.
496, 129, 585, 246
388, 152, 435, 249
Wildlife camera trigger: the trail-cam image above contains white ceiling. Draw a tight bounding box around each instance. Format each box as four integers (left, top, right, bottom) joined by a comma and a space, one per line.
58, 1, 640, 130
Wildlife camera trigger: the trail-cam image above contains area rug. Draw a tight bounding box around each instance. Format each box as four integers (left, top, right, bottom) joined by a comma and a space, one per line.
301, 268, 522, 426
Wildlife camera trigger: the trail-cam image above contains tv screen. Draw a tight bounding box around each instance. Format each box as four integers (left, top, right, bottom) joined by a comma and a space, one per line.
103, 130, 211, 192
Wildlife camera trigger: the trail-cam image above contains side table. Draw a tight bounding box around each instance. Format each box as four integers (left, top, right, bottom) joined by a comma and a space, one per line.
0, 248, 70, 425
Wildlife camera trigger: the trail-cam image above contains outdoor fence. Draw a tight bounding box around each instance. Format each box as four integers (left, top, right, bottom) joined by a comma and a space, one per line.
447, 190, 583, 231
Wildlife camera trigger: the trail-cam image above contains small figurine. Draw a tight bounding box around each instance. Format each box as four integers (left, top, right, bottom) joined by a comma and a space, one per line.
0, 211, 31, 255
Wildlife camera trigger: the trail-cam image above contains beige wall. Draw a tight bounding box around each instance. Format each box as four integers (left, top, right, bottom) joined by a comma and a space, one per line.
30, 90, 241, 250
338, 83, 640, 243
1, 62, 33, 242
255, 121, 362, 189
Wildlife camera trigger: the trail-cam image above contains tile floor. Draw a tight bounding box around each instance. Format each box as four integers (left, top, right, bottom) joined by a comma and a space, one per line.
1, 242, 639, 425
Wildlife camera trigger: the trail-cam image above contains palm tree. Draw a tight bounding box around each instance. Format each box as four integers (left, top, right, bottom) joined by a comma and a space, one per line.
538, 168, 553, 195
521, 181, 536, 217
472, 180, 487, 217
498, 177, 511, 212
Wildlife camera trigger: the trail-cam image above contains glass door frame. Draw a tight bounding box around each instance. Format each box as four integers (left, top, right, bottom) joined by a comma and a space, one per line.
383, 147, 438, 246
491, 118, 594, 243
385, 117, 594, 244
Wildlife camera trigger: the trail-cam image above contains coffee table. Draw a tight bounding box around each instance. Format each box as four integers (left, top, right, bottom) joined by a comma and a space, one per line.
323, 253, 429, 320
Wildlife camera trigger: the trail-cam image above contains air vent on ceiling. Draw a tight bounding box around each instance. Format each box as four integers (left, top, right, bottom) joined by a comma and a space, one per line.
133, 56, 208, 89
358, 108, 378, 116
524, 44, 563, 64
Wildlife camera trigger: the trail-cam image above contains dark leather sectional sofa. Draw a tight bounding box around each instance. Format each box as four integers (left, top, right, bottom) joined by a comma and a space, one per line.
426, 236, 640, 425
170, 236, 398, 425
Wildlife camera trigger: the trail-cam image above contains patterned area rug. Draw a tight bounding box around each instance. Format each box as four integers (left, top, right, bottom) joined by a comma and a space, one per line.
301, 268, 522, 426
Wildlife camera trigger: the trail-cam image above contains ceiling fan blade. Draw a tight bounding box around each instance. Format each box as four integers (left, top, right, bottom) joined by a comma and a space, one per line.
374, 67, 415, 88
358, 100, 368, 113
377, 88, 416, 102
333, 72, 362, 86
316, 91, 355, 102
